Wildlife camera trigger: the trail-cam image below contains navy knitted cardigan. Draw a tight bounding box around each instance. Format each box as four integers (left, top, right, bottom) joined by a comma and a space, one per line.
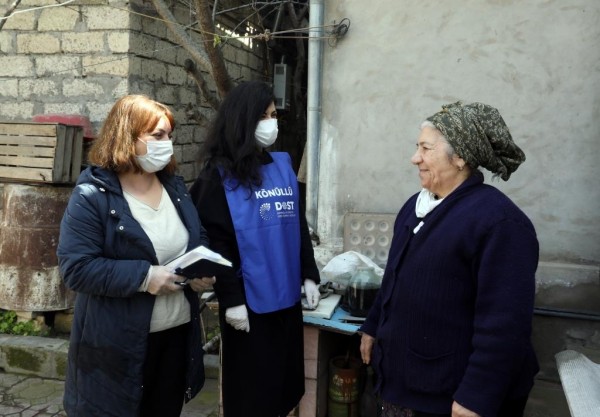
360, 172, 539, 417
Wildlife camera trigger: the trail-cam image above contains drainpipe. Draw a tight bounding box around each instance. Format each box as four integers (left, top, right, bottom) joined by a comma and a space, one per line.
306, 0, 324, 232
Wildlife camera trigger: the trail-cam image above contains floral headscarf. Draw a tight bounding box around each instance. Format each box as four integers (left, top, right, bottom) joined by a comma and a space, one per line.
426, 101, 525, 180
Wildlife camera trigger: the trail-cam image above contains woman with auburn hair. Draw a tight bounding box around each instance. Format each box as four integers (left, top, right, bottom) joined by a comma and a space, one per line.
58, 95, 215, 417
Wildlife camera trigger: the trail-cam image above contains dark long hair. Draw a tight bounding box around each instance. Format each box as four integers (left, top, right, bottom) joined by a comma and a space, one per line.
199, 81, 275, 188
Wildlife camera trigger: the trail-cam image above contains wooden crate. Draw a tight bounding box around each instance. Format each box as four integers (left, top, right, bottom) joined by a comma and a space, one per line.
0, 122, 84, 184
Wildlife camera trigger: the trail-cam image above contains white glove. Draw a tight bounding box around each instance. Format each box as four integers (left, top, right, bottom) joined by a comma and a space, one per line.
225, 305, 250, 332
303, 279, 320, 309
145, 265, 181, 295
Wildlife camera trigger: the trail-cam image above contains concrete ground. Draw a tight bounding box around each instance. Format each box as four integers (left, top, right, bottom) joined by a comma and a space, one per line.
0, 334, 220, 417
0, 334, 574, 417
0, 373, 219, 417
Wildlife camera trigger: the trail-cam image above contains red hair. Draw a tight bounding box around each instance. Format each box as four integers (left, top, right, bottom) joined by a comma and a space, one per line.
88, 95, 177, 174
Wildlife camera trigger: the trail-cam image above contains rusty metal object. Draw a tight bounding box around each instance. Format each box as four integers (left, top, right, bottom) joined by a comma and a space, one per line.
0, 183, 75, 311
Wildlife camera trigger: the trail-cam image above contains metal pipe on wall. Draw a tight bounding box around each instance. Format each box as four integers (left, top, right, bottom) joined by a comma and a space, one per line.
306, 0, 324, 232
534, 307, 600, 321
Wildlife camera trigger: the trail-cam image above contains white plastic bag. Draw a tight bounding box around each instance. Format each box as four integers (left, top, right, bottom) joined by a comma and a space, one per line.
321, 251, 384, 289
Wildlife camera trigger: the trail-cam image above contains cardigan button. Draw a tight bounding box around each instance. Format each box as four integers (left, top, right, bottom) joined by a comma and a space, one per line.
110, 209, 116, 215
99, 187, 105, 192
119, 226, 124, 231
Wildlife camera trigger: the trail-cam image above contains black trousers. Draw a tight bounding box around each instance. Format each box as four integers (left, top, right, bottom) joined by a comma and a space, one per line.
220, 303, 305, 417
140, 323, 189, 417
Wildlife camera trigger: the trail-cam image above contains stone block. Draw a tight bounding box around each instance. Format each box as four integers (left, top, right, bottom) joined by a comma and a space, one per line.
154, 39, 177, 63
44, 102, 85, 115
111, 78, 129, 98
2, 11, 35, 30
82, 55, 130, 76
130, 32, 156, 58
35, 56, 80, 77
85, 6, 130, 30
142, 19, 167, 40
0, 335, 69, 380
0, 33, 14, 54
0, 102, 34, 119
176, 163, 196, 184
156, 85, 176, 104
221, 44, 236, 62
62, 32, 105, 53
179, 144, 198, 164
19, 79, 59, 99
107, 31, 130, 53
63, 79, 104, 97
17, 34, 60, 54
38, 7, 80, 31
167, 65, 188, 85
140, 59, 167, 82
178, 85, 197, 104
0, 56, 33, 77
173, 123, 195, 145
0, 79, 19, 98
21, 0, 56, 6
87, 101, 115, 123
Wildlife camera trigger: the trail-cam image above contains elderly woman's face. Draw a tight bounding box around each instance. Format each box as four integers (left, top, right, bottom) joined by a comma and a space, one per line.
411, 126, 466, 198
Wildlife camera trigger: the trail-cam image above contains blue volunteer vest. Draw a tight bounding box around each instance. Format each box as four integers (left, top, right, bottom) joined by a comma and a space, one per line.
221, 152, 301, 314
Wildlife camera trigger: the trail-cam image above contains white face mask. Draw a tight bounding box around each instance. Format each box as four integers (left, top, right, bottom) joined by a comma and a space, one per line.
255, 119, 278, 148
136, 139, 173, 173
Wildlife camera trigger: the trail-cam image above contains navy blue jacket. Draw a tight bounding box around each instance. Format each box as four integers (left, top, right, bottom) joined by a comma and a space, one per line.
57, 166, 208, 417
360, 172, 539, 417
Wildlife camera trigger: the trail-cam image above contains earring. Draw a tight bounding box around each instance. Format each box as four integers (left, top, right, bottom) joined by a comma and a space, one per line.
458, 165, 464, 171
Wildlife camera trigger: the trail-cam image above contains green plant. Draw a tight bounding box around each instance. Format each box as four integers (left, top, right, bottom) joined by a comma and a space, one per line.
0, 310, 49, 336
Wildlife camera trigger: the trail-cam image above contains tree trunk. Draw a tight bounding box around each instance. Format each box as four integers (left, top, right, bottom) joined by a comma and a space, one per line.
149, 0, 231, 105
194, 0, 234, 99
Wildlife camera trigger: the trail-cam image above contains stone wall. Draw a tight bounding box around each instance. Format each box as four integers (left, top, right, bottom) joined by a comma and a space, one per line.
0, 0, 265, 312
0, 0, 265, 183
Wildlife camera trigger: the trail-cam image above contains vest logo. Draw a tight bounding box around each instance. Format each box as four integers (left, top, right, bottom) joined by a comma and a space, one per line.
275, 201, 294, 211
275, 201, 296, 218
259, 202, 274, 220
255, 186, 294, 199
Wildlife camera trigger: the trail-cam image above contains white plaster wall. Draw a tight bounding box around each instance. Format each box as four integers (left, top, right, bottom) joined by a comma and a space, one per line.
317, 0, 600, 269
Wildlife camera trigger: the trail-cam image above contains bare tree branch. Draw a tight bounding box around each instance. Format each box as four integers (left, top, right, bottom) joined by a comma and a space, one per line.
149, 0, 224, 105
184, 58, 221, 110
0, 0, 23, 31
193, 0, 234, 99
185, 102, 210, 127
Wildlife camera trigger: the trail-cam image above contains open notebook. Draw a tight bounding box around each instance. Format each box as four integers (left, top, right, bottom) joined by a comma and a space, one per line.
165, 245, 232, 279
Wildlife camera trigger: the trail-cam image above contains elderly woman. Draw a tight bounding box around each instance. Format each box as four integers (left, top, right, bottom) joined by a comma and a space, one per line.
359, 102, 539, 417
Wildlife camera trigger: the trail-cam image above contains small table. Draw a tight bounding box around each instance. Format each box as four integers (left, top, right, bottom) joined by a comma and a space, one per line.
300, 306, 363, 417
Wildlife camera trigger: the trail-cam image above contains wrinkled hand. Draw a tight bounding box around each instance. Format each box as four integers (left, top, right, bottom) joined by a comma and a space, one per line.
359, 332, 375, 365
303, 279, 320, 309
225, 305, 250, 332
188, 276, 216, 292
452, 401, 481, 417
146, 265, 183, 295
